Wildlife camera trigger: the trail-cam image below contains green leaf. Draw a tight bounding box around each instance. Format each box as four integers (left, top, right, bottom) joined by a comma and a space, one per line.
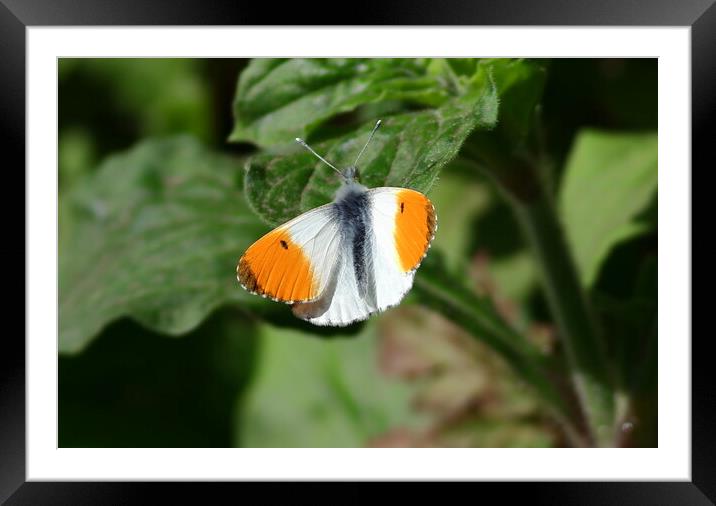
236, 322, 424, 447
244, 90, 498, 226
559, 130, 658, 286
459, 59, 549, 199
230, 58, 453, 147
483, 58, 547, 144
462, 59, 547, 151
59, 137, 272, 354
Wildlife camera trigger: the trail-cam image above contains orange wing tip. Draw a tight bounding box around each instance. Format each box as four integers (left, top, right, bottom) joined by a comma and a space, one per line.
237, 228, 321, 303
405, 201, 438, 275
236, 256, 297, 304
394, 191, 438, 273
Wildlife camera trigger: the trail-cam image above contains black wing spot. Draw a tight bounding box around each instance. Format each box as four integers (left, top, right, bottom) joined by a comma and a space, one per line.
400, 202, 405, 213
280, 240, 289, 250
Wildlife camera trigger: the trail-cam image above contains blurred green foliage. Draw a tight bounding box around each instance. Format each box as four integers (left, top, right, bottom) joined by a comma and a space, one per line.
560, 130, 657, 286
59, 137, 267, 352
238, 321, 423, 447
59, 58, 657, 448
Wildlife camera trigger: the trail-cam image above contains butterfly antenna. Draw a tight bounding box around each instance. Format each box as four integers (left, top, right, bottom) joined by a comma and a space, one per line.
295, 138, 344, 178
353, 119, 382, 166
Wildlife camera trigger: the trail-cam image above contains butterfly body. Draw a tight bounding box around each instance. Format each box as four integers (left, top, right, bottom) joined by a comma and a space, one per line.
237, 123, 437, 327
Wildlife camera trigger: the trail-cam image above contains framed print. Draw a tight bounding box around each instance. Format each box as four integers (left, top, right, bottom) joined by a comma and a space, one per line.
5, 0, 711, 502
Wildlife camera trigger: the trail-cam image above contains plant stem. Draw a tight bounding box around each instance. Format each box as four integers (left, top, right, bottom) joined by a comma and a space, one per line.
462, 136, 615, 446
511, 191, 614, 446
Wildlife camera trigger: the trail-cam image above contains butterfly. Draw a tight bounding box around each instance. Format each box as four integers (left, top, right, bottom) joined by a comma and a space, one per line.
237, 120, 437, 326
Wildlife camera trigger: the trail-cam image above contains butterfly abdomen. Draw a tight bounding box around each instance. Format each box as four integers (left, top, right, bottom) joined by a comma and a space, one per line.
331, 184, 378, 308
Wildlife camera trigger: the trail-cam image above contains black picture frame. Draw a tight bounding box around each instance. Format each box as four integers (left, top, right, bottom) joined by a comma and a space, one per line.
5, 0, 710, 502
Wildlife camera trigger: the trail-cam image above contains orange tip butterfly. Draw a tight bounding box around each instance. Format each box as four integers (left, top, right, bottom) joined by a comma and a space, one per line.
236, 120, 437, 326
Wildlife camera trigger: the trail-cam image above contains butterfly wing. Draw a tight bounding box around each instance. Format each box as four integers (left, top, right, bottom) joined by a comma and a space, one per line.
237, 203, 342, 303
368, 186, 437, 304
291, 240, 369, 325
291, 187, 437, 326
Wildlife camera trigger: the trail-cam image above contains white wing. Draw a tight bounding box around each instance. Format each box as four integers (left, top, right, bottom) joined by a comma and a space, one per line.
237, 204, 342, 304
292, 187, 436, 326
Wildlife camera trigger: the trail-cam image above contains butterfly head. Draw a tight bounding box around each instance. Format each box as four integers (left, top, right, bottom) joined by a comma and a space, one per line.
342, 165, 360, 183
